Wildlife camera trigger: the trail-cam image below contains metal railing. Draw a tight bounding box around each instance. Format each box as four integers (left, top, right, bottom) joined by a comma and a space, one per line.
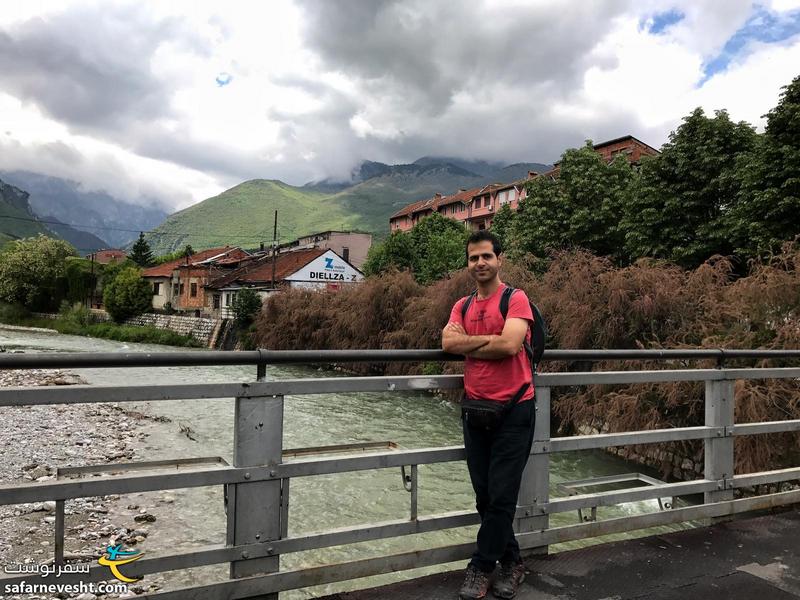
1, 349, 799, 599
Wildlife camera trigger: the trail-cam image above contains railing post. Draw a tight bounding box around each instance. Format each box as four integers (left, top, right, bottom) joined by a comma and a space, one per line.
228, 394, 284, 598
517, 385, 550, 556
704, 379, 734, 513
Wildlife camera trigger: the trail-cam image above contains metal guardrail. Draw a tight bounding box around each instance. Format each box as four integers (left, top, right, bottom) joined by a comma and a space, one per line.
0, 350, 799, 599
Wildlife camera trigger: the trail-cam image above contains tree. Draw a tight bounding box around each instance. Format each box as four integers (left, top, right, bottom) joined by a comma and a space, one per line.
231, 288, 263, 327
729, 75, 800, 260
408, 213, 468, 284
0, 235, 77, 310
489, 203, 516, 254
363, 231, 415, 276
64, 258, 98, 306
512, 143, 636, 262
622, 108, 758, 268
103, 266, 153, 322
129, 232, 155, 267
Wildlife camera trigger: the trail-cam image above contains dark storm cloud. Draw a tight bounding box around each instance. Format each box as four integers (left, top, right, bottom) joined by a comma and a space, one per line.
0, 5, 207, 130
295, 0, 629, 116
0, 0, 659, 204
268, 0, 649, 180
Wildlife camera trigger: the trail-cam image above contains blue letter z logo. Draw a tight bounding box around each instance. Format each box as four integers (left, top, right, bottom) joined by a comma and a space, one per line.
324, 258, 334, 269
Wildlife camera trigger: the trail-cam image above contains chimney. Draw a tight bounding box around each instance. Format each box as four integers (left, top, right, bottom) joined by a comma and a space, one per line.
434, 193, 442, 200
260, 242, 265, 251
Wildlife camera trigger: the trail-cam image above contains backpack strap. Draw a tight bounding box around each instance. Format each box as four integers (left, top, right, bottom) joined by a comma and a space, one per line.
500, 286, 539, 371
499, 285, 515, 320
460, 291, 477, 321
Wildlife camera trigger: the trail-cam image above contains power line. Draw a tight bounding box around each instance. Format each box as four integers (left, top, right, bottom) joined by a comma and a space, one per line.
0, 214, 284, 243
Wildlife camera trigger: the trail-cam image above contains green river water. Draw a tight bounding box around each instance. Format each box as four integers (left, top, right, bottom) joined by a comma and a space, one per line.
0, 327, 690, 598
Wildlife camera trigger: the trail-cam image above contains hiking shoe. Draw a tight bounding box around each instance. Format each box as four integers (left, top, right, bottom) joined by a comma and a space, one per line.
459, 564, 491, 599
492, 560, 526, 599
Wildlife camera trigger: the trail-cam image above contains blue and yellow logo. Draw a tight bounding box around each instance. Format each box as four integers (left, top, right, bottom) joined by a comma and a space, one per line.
98, 544, 143, 583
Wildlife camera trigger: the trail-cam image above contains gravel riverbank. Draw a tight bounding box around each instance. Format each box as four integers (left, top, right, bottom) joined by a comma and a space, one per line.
0, 369, 169, 599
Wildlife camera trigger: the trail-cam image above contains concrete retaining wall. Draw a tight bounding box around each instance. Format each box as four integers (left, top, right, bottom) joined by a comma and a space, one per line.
32, 311, 222, 346
124, 314, 219, 346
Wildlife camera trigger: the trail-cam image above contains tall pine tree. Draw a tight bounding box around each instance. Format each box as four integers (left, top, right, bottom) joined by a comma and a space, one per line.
129, 232, 155, 267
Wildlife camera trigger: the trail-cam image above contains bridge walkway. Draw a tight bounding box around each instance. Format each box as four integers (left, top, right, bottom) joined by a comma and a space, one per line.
322, 507, 800, 600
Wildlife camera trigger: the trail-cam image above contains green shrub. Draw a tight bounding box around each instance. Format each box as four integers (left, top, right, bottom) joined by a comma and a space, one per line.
58, 301, 91, 327
0, 302, 30, 323
103, 266, 152, 323
232, 288, 263, 328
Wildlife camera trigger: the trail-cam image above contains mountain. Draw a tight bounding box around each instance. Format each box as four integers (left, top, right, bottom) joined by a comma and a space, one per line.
412, 156, 502, 177
146, 157, 552, 254
412, 156, 551, 180
0, 171, 168, 249
0, 179, 54, 245
147, 180, 359, 255
38, 215, 109, 254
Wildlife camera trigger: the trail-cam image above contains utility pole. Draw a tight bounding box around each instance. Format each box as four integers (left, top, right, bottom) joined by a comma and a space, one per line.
88, 253, 95, 309
271, 210, 277, 289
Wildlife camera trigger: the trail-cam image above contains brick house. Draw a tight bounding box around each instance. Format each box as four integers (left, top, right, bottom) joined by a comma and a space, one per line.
141, 246, 251, 314
276, 231, 373, 269
87, 249, 127, 264
543, 135, 659, 178
389, 135, 659, 232
205, 248, 364, 319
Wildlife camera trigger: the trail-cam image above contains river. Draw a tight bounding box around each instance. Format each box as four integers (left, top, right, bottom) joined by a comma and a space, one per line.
0, 327, 690, 598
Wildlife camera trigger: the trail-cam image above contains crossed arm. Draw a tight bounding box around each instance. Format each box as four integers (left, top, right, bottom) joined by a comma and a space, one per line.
441, 317, 529, 359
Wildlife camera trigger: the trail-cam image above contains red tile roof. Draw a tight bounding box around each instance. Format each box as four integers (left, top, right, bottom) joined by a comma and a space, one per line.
437, 186, 482, 207
207, 248, 327, 289
390, 186, 485, 220
390, 196, 438, 219
142, 246, 245, 278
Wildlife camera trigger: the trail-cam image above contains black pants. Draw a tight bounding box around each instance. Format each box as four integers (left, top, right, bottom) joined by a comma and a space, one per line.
462, 398, 536, 573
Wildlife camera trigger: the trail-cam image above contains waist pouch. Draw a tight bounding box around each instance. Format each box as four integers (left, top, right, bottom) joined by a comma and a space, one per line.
461, 383, 530, 430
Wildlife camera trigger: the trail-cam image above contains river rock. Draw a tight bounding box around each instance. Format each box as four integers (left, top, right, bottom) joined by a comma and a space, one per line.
134, 513, 157, 523
28, 466, 49, 480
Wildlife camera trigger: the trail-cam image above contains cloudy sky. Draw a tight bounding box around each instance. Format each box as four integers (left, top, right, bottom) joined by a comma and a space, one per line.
1, 0, 799, 211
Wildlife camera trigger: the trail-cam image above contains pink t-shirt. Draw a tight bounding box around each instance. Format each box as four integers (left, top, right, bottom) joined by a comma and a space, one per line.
449, 283, 535, 403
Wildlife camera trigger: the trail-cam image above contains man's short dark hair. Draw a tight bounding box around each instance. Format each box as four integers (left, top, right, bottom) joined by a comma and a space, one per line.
466, 230, 502, 258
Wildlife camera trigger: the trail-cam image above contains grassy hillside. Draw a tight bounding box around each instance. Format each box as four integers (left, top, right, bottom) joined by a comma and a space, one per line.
145, 159, 552, 253
147, 180, 360, 254
332, 165, 484, 233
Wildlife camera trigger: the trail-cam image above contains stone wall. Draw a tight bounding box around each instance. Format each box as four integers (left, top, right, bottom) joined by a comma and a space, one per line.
576, 424, 702, 482
32, 311, 222, 346
123, 314, 219, 346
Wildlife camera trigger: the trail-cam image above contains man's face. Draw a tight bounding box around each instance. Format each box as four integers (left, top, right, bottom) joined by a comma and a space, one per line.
466, 240, 501, 283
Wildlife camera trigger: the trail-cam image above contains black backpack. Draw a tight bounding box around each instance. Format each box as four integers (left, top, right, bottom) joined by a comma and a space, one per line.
460, 286, 547, 372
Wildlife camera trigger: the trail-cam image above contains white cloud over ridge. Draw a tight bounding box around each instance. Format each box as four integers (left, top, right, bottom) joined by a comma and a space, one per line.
0, 0, 797, 210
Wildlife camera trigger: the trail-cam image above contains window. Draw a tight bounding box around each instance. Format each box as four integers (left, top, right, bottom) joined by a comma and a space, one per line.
342, 247, 350, 262
173, 283, 179, 297
475, 198, 482, 208
213, 294, 221, 309
179, 283, 185, 296
153, 282, 161, 295
498, 190, 512, 205
190, 282, 198, 297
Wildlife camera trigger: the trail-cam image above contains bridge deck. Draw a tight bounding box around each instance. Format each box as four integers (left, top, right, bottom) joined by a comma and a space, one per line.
321, 506, 800, 600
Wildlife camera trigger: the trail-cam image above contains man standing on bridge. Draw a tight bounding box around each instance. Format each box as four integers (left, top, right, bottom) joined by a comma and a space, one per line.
442, 230, 535, 600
